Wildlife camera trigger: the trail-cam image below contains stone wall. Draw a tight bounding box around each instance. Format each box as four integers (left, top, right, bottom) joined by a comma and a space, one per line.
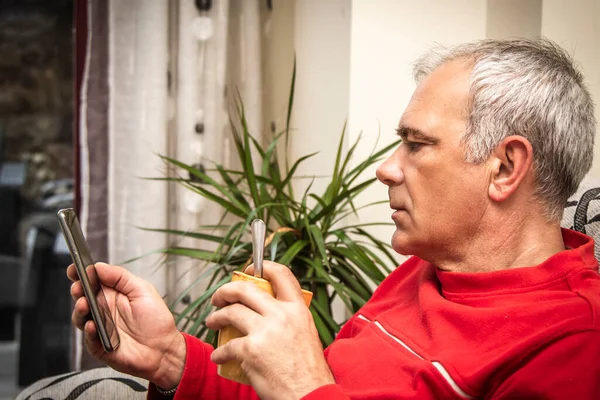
0, 0, 73, 203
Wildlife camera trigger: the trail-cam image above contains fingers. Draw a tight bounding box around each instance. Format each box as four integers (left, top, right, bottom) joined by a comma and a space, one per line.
245, 261, 304, 303
211, 281, 274, 312
73, 301, 107, 357
70, 281, 84, 301
210, 337, 244, 365
72, 296, 90, 330
206, 303, 261, 333
83, 320, 106, 357
66, 264, 78, 281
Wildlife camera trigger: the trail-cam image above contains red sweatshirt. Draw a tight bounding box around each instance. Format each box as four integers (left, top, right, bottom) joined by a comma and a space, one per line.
149, 229, 600, 399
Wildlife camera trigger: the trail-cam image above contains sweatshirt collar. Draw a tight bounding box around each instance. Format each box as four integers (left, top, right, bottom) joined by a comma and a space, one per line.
435, 228, 598, 295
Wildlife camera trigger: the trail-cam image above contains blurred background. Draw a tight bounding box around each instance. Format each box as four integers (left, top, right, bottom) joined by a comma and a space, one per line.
0, 0, 73, 398
0, 0, 598, 398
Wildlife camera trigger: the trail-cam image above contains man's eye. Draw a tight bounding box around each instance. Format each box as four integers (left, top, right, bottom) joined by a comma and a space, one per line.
404, 141, 423, 151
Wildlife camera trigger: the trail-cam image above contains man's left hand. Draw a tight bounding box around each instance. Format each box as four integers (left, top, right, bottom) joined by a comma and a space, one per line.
206, 261, 335, 400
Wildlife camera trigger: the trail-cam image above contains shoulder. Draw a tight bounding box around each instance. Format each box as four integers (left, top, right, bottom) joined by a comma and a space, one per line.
490, 330, 600, 398
566, 262, 600, 328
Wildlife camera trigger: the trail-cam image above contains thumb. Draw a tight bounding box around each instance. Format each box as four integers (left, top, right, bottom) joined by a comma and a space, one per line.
247, 261, 304, 303
94, 262, 147, 299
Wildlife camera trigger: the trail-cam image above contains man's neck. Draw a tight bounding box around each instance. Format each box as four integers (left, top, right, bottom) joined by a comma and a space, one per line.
432, 211, 565, 274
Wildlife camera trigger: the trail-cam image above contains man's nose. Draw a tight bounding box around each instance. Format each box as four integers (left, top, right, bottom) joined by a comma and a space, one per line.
376, 148, 404, 186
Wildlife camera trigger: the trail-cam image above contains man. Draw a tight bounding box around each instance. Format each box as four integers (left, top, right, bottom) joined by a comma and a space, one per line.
69, 38, 600, 399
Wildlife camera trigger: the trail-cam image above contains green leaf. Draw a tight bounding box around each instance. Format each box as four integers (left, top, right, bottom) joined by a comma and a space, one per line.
136, 227, 235, 246
298, 255, 354, 310
162, 248, 223, 263
139, 177, 190, 182
224, 242, 252, 265
352, 227, 398, 269
313, 282, 330, 315
329, 257, 372, 299
359, 245, 395, 275
236, 97, 261, 214
331, 121, 347, 188
285, 58, 297, 172
182, 182, 248, 218
161, 156, 250, 214
278, 240, 310, 266
214, 219, 243, 249
268, 229, 297, 261
226, 203, 284, 258
311, 298, 340, 332
338, 131, 362, 182
331, 200, 389, 226
215, 164, 251, 210
308, 193, 328, 209
345, 139, 401, 185
279, 152, 320, 192
188, 302, 216, 336
263, 131, 286, 177
169, 263, 223, 309
247, 130, 267, 160
310, 308, 335, 346
174, 275, 230, 326
328, 243, 384, 283
308, 224, 329, 268
309, 178, 378, 223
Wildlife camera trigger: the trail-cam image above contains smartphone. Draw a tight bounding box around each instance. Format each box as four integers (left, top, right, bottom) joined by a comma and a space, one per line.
57, 208, 120, 352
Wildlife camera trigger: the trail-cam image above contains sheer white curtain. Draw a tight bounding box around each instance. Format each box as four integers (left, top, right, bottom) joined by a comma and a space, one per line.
78, 0, 171, 371
103, 0, 263, 297
79, 0, 264, 368
107, 0, 170, 292
171, 0, 264, 304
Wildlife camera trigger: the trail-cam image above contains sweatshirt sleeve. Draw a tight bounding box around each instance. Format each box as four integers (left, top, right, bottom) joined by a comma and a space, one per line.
147, 333, 260, 400
491, 330, 600, 399
300, 384, 350, 400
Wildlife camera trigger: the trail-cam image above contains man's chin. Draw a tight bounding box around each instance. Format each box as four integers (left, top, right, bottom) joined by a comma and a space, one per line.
392, 245, 414, 256
391, 232, 417, 256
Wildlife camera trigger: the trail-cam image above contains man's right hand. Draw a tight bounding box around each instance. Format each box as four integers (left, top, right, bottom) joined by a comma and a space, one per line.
68, 262, 185, 390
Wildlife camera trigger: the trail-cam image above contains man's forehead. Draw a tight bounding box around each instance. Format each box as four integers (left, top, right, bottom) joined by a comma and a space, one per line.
414, 60, 472, 102
399, 60, 472, 127
396, 60, 472, 145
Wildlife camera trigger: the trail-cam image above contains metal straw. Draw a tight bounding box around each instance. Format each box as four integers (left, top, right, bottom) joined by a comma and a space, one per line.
251, 219, 266, 278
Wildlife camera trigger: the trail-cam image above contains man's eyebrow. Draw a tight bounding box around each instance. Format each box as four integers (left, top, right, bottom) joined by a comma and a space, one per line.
395, 126, 439, 144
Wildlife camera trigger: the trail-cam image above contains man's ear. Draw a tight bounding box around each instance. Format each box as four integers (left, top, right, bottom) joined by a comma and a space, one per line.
488, 135, 534, 203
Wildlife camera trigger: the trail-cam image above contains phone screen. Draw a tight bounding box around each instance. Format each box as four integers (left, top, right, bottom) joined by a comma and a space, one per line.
57, 208, 120, 352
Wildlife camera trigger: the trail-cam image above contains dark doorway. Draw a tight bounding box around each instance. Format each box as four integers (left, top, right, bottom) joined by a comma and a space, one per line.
0, 0, 74, 396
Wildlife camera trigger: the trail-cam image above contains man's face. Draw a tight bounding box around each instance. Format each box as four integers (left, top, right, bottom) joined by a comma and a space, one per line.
376, 60, 492, 261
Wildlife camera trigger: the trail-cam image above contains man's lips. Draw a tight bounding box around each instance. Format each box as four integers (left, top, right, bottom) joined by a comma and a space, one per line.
391, 207, 407, 221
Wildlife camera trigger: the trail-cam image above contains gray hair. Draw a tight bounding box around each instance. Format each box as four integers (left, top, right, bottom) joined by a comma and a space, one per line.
413, 38, 596, 220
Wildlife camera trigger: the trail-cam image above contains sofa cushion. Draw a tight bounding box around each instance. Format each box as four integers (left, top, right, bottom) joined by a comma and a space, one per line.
561, 176, 600, 262
16, 367, 148, 400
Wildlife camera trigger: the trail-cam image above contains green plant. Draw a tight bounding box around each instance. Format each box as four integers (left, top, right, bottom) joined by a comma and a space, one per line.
147, 68, 400, 347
